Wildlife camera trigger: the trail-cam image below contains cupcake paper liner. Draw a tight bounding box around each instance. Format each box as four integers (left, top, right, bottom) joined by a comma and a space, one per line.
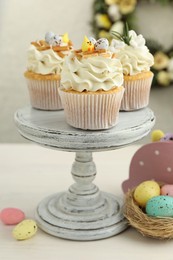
59, 88, 124, 130
120, 74, 153, 111
26, 78, 63, 110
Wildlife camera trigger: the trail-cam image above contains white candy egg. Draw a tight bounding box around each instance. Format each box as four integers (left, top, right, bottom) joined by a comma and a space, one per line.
51, 35, 62, 46
45, 31, 55, 44
45, 32, 62, 46
94, 38, 109, 50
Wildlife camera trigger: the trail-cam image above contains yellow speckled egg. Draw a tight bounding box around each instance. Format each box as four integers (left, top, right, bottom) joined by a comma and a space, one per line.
12, 219, 37, 240
134, 180, 160, 207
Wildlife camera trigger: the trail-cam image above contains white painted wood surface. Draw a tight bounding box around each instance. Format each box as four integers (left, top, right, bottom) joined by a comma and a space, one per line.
14, 106, 155, 240
14, 106, 155, 151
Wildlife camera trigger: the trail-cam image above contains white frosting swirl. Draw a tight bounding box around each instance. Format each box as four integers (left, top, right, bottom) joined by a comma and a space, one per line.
27, 45, 66, 75
110, 30, 154, 75
116, 45, 154, 75
61, 52, 123, 92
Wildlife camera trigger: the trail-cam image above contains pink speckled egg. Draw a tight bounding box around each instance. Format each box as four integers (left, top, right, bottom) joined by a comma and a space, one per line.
0, 208, 25, 225
161, 184, 173, 196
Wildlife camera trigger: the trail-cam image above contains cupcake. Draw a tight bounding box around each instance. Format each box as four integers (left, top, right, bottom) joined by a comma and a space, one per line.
110, 25, 154, 111
24, 32, 73, 110
59, 36, 124, 130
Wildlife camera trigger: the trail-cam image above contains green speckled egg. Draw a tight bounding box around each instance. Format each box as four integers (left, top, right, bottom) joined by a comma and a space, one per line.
146, 196, 173, 217
12, 219, 37, 240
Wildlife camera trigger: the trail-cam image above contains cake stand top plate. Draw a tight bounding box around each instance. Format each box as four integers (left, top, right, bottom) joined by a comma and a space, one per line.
15, 106, 155, 152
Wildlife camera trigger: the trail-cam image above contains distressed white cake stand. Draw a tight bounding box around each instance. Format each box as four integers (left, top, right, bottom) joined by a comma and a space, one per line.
14, 106, 155, 241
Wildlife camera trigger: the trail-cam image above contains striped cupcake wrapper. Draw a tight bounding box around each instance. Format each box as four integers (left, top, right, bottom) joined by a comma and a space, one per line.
26, 78, 63, 110
59, 88, 124, 130
120, 75, 153, 111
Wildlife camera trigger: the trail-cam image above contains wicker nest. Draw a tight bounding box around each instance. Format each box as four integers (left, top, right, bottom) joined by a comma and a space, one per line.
124, 189, 173, 239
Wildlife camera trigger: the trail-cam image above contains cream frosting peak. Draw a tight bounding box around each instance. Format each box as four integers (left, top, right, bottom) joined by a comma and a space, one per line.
117, 45, 154, 75
110, 30, 154, 75
61, 52, 123, 92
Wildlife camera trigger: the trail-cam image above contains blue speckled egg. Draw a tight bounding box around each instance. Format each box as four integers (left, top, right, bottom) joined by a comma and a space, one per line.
146, 196, 173, 217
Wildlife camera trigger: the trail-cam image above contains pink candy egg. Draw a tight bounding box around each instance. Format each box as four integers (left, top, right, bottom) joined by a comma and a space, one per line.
161, 184, 173, 196
0, 208, 25, 225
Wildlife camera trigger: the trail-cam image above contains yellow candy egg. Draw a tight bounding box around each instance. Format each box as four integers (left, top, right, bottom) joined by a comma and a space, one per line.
134, 180, 160, 207
151, 130, 165, 142
12, 219, 37, 240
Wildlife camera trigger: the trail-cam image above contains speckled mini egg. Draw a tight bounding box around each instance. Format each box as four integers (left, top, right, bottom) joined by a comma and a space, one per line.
94, 38, 109, 50
161, 184, 173, 196
134, 180, 160, 207
146, 196, 173, 217
160, 133, 173, 142
45, 31, 55, 44
0, 208, 25, 225
12, 219, 37, 240
51, 35, 62, 46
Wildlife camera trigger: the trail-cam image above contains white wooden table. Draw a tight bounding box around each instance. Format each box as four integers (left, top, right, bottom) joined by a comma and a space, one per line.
1, 144, 173, 260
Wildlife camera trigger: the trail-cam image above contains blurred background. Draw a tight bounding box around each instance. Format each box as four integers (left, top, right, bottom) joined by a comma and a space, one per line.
0, 0, 173, 143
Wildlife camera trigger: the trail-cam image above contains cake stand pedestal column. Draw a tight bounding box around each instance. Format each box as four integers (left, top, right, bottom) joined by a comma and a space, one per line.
15, 106, 155, 240
36, 151, 125, 240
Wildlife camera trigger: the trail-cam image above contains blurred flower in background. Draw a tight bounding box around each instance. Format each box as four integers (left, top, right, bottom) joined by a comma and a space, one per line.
109, 21, 124, 35
95, 14, 111, 29
119, 0, 136, 15
157, 71, 171, 86
92, 0, 173, 87
108, 4, 121, 21
153, 52, 169, 70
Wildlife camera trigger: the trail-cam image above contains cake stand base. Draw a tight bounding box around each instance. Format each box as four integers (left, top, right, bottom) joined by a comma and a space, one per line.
36, 192, 127, 241
35, 151, 128, 241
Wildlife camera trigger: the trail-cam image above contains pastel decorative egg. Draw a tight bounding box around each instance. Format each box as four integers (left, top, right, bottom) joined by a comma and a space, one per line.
94, 38, 109, 50
51, 35, 62, 46
0, 208, 25, 225
161, 184, 173, 196
45, 31, 55, 44
151, 129, 165, 142
160, 133, 173, 142
146, 196, 173, 217
12, 219, 37, 240
134, 180, 160, 207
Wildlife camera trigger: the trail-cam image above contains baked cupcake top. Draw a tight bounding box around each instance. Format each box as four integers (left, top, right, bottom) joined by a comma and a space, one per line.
61, 36, 123, 92
110, 25, 154, 76
26, 32, 73, 75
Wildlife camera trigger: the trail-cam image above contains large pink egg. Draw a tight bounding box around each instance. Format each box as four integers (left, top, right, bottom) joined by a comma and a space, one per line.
161, 184, 173, 196
0, 208, 25, 225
